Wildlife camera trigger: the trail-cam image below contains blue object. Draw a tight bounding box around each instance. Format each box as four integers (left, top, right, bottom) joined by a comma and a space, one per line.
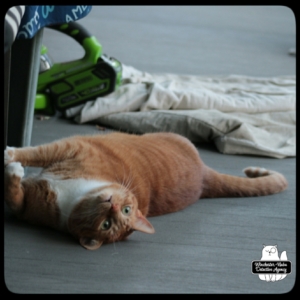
17, 6, 92, 39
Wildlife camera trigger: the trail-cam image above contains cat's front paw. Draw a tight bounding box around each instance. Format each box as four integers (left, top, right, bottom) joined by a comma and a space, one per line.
5, 162, 24, 179
4, 146, 15, 166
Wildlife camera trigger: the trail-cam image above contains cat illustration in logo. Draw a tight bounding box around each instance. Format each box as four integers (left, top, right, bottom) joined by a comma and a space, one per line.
259, 245, 288, 282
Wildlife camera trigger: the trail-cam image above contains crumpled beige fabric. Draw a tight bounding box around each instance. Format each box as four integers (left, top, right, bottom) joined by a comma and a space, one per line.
66, 64, 295, 158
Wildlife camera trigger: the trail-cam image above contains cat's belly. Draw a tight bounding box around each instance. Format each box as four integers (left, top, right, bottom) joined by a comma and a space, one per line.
146, 181, 203, 217
108, 132, 205, 216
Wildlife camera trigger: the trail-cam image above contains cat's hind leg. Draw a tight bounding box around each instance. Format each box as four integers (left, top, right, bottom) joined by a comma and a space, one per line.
5, 162, 25, 212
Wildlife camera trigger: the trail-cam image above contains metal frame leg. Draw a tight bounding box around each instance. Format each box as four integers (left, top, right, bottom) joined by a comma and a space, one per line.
4, 49, 11, 149
7, 29, 44, 148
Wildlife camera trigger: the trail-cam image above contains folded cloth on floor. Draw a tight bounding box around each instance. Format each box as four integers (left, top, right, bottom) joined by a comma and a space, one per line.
66, 65, 295, 158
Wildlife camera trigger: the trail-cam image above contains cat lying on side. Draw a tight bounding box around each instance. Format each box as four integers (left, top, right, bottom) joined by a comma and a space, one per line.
4, 132, 287, 250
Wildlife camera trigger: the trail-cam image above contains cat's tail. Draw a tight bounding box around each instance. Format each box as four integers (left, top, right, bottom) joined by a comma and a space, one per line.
201, 166, 288, 198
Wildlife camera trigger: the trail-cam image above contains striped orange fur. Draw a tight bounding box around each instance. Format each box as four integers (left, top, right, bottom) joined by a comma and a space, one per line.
4, 132, 288, 250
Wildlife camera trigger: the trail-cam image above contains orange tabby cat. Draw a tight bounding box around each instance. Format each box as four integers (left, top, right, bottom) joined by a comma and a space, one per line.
4, 132, 287, 250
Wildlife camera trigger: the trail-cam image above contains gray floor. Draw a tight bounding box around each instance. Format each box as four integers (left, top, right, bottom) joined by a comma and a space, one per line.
5, 6, 296, 293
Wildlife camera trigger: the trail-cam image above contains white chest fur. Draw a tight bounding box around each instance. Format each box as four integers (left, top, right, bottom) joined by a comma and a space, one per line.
43, 175, 109, 229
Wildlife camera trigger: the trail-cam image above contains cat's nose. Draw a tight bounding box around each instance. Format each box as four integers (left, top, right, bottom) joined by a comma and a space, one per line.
111, 203, 119, 212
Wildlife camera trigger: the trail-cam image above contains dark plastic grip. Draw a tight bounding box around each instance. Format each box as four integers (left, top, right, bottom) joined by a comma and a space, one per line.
47, 21, 92, 45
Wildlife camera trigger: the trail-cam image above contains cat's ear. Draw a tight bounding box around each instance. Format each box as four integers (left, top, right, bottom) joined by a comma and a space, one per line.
79, 237, 103, 250
132, 209, 155, 234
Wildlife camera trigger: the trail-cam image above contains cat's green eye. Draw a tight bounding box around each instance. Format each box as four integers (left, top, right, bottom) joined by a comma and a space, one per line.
122, 206, 131, 216
100, 219, 111, 230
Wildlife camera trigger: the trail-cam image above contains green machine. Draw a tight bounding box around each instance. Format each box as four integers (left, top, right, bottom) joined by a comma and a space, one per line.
35, 22, 122, 115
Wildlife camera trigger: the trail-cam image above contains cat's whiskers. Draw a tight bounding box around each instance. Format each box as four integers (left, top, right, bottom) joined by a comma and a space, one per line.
116, 163, 133, 191
114, 162, 159, 198
112, 243, 118, 255
114, 161, 125, 187
121, 162, 128, 186
111, 233, 119, 255
124, 173, 135, 192
125, 165, 134, 187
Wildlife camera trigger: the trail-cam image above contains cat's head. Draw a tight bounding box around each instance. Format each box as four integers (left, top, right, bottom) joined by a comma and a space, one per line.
261, 245, 279, 259
68, 183, 155, 250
